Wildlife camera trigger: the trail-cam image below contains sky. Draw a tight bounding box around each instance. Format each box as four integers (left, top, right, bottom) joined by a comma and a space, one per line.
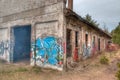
73, 0, 120, 32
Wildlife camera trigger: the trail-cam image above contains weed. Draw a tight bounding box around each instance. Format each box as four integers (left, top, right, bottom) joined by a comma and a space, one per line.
116, 70, 120, 80
116, 63, 120, 80
117, 63, 120, 68
100, 56, 109, 65
14, 67, 28, 72
0, 70, 13, 74
31, 66, 42, 73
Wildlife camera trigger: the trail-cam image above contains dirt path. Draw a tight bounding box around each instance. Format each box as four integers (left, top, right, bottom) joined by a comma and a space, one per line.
0, 50, 120, 80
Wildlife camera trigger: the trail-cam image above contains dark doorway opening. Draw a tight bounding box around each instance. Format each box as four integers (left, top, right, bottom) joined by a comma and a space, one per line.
85, 33, 88, 47
93, 36, 95, 47
66, 29, 72, 57
13, 25, 31, 62
98, 38, 100, 51
74, 31, 79, 61
75, 31, 79, 47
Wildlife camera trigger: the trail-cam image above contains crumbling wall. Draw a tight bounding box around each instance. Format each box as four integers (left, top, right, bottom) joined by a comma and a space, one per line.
66, 18, 111, 61
0, 0, 65, 70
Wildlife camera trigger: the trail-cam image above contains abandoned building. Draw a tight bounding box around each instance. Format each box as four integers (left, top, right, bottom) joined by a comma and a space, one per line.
0, 0, 111, 70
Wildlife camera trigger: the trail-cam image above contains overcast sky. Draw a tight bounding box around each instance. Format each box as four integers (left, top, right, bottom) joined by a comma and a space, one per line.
73, 0, 120, 32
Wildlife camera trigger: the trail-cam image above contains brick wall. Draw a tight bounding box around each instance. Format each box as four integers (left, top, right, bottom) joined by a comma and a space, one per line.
66, 17, 111, 60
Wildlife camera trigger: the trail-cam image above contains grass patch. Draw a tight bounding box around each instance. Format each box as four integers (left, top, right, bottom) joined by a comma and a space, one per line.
0, 70, 13, 74
14, 67, 28, 72
0, 67, 28, 75
31, 66, 42, 73
100, 56, 109, 65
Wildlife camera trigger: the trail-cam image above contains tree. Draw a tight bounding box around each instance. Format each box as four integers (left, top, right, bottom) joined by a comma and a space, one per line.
103, 23, 109, 33
84, 14, 99, 27
111, 22, 120, 45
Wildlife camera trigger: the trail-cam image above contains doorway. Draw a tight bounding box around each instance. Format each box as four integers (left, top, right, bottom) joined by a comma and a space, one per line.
66, 29, 72, 57
93, 36, 95, 47
85, 33, 88, 47
13, 25, 31, 62
75, 31, 79, 47
98, 38, 100, 51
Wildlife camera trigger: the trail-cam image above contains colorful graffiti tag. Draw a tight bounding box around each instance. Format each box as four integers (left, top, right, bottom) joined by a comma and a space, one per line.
31, 36, 63, 67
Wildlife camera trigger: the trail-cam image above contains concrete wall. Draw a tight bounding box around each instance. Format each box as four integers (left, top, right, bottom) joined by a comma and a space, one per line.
0, 0, 65, 70
0, 28, 10, 62
0, 0, 63, 17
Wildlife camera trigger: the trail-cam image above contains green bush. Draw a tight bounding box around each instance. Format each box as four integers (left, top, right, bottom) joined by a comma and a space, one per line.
116, 63, 120, 80
100, 56, 109, 65
116, 70, 120, 80
117, 63, 120, 68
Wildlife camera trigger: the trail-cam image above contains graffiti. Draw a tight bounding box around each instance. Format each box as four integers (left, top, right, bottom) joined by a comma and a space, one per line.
31, 36, 63, 67
0, 41, 4, 55
0, 40, 9, 55
91, 41, 97, 56
83, 44, 91, 59
30, 41, 36, 66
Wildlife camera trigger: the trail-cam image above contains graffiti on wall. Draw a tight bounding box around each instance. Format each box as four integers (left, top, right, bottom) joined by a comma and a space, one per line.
0, 40, 9, 55
30, 41, 36, 66
31, 36, 63, 67
83, 44, 91, 59
91, 41, 97, 56
0, 40, 10, 62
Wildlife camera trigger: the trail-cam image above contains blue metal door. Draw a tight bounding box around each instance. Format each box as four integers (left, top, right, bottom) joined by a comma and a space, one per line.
13, 25, 31, 62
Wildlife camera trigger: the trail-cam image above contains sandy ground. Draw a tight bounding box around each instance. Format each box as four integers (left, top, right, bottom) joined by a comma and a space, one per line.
0, 50, 120, 80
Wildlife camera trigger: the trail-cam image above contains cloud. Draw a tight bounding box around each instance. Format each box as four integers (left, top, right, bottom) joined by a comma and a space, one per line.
73, 0, 120, 32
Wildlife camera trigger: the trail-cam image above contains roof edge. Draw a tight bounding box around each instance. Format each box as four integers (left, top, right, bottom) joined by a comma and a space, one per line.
64, 8, 112, 38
